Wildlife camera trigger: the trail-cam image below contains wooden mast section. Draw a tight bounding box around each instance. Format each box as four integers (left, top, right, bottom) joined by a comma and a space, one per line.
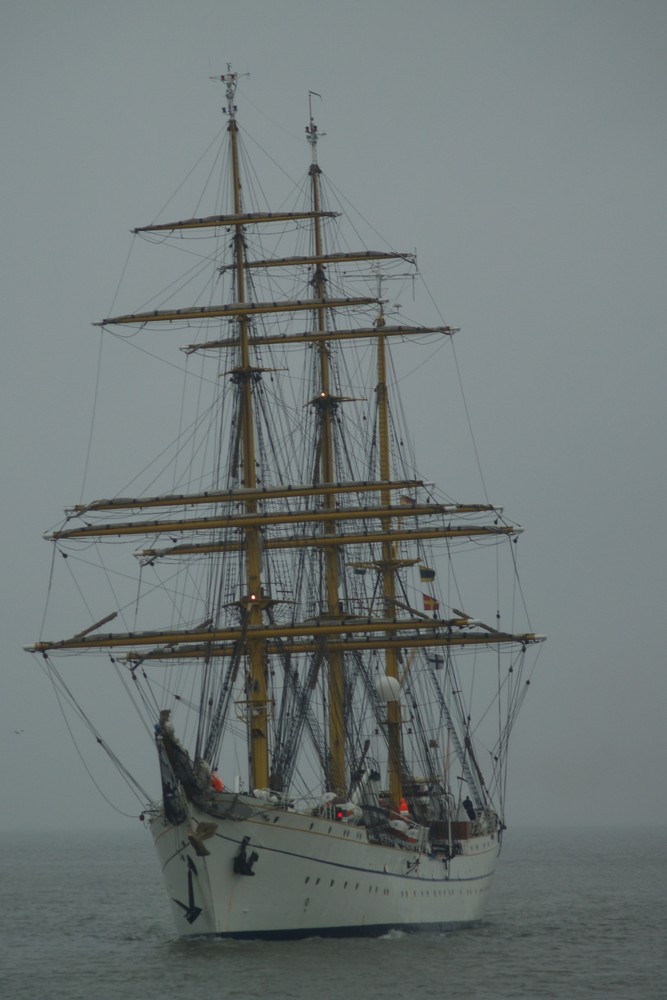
222, 70, 270, 792
375, 299, 403, 812
306, 101, 346, 795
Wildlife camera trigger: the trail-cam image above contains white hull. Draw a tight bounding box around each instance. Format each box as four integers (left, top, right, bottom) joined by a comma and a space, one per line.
150, 794, 499, 939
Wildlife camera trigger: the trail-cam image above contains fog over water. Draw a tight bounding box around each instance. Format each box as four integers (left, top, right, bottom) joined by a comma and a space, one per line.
2, 0, 666, 832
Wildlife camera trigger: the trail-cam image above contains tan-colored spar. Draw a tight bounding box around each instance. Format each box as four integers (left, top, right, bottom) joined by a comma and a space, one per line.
49, 503, 514, 541
185, 324, 456, 353
117, 630, 544, 661
28, 612, 544, 656
70, 480, 434, 514
139, 523, 517, 560
96, 297, 378, 327
133, 210, 339, 232
241, 250, 415, 269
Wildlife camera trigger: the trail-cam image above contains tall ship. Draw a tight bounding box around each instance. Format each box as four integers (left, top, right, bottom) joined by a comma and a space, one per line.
27, 71, 544, 939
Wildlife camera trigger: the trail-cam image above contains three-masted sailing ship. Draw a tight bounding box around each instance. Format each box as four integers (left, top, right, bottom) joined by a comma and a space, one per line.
27, 71, 543, 938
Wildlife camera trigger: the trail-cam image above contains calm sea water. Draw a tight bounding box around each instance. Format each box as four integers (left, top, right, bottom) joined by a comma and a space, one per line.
1, 826, 664, 999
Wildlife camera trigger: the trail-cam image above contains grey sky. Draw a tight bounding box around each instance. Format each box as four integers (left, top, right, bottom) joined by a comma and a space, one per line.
2, 0, 666, 831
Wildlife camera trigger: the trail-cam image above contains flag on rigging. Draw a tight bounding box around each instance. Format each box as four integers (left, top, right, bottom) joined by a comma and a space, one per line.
419, 565, 436, 581
422, 593, 440, 613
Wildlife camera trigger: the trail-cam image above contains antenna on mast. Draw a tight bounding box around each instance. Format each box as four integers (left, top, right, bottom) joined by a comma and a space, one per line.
210, 64, 250, 118
306, 90, 325, 164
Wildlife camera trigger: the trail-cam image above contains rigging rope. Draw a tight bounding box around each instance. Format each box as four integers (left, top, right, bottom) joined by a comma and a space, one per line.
36, 653, 151, 817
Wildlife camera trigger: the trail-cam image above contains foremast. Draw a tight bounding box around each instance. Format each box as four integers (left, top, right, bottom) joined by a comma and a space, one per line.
223, 69, 269, 791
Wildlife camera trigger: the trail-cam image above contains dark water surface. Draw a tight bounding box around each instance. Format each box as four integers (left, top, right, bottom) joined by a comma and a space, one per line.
1, 826, 664, 999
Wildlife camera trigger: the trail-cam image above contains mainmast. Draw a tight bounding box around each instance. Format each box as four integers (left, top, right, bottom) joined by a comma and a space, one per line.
220, 69, 270, 791
306, 99, 346, 795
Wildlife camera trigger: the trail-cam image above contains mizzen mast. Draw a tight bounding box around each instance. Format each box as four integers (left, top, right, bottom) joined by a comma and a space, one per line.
375, 292, 404, 812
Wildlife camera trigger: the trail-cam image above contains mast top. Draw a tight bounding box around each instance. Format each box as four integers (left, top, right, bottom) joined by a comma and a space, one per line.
306, 90, 324, 167
210, 64, 249, 120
